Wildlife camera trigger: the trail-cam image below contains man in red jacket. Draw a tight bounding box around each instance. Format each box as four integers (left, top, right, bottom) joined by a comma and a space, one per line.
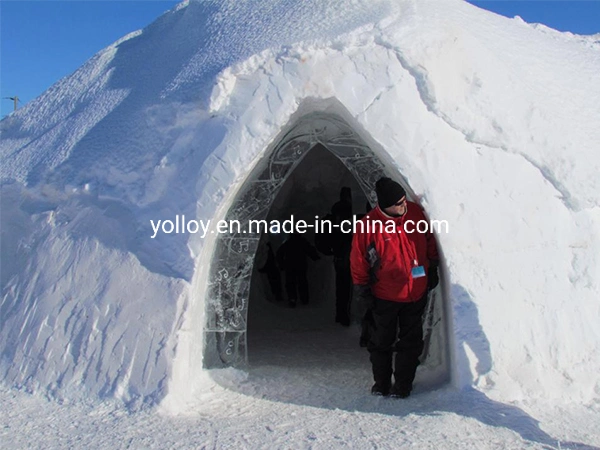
351, 177, 439, 398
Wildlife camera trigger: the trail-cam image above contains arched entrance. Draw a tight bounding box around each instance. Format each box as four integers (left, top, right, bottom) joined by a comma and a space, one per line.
203, 111, 448, 387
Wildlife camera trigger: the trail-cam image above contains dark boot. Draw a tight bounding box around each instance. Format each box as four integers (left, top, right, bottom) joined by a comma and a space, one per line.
336, 314, 350, 326
390, 384, 411, 398
371, 381, 391, 396
369, 351, 392, 397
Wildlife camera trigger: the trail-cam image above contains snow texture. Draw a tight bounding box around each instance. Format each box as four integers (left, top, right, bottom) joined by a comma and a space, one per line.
1, 0, 599, 433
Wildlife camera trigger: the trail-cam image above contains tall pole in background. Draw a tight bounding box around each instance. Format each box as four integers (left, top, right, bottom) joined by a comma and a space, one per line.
3, 96, 20, 112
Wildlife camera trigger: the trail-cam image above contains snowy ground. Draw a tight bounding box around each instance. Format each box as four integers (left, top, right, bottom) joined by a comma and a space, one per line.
2, 307, 599, 449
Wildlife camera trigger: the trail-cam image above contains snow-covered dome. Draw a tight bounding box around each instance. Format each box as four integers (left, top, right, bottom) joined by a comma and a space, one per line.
1, 0, 599, 411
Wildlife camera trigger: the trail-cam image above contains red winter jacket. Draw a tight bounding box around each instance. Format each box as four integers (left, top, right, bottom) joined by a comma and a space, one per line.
350, 202, 439, 303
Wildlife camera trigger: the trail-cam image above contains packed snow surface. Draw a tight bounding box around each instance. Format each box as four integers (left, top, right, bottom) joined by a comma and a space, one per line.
1, 0, 599, 446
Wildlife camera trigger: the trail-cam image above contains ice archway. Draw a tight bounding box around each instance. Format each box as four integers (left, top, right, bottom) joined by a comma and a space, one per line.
201, 111, 449, 383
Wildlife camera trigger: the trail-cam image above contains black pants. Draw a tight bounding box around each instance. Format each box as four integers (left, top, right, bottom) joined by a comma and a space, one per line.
284, 269, 309, 304
265, 267, 283, 302
360, 309, 374, 347
334, 257, 352, 323
367, 294, 428, 390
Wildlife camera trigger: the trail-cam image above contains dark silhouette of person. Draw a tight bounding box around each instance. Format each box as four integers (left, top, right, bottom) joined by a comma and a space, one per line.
276, 232, 320, 307
257, 241, 283, 302
315, 187, 354, 325
331, 187, 354, 326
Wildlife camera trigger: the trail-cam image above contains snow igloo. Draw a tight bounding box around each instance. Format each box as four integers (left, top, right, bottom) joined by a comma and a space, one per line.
1, 0, 599, 411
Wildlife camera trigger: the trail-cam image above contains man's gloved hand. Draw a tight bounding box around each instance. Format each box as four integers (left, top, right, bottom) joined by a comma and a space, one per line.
427, 261, 440, 291
353, 284, 374, 318
354, 284, 372, 303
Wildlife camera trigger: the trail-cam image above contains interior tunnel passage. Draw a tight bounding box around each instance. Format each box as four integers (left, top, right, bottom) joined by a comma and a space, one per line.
247, 143, 370, 365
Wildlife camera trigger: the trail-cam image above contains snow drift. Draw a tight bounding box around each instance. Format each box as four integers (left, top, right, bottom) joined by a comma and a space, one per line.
1, 0, 599, 410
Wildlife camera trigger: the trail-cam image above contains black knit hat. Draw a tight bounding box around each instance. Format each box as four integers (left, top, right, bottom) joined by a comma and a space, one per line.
375, 177, 406, 209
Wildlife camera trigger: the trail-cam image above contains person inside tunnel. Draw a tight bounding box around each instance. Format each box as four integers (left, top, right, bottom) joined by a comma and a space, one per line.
257, 239, 283, 303
315, 187, 354, 326
276, 232, 321, 308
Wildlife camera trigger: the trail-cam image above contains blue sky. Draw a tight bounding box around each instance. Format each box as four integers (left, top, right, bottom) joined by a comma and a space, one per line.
1, 1, 599, 118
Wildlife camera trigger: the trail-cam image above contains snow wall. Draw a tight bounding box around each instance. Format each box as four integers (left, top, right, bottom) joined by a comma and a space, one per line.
1, 0, 599, 410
